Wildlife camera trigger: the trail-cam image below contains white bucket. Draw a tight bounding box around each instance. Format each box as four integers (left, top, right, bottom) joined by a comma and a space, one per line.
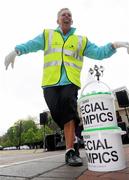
78, 93, 117, 130
82, 129, 126, 172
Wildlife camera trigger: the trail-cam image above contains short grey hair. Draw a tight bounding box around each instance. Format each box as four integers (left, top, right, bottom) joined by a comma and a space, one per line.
57, 8, 72, 18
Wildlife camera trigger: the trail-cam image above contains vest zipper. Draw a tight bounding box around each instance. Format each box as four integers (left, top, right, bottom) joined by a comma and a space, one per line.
61, 36, 72, 83
55, 32, 72, 84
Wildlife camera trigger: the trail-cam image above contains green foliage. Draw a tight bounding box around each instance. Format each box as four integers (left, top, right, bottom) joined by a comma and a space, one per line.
0, 115, 59, 148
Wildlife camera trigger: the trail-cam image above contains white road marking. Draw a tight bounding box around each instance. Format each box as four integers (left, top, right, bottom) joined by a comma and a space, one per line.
0, 153, 64, 168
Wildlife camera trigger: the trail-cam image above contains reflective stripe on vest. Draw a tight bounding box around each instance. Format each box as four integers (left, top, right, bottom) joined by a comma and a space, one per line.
44, 60, 62, 68
44, 30, 83, 61
44, 60, 82, 70
42, 29, 87, 87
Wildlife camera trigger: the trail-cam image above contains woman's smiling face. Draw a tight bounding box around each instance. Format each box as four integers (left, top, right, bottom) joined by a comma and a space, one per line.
57, 9, 73, 34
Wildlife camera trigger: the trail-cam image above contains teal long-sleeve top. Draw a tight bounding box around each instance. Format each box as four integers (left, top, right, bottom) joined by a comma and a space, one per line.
15, 27, 116, 87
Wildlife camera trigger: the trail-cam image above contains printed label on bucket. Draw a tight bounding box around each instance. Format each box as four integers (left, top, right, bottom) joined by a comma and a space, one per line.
83, 131, 126, 171
79, 94, 117, 129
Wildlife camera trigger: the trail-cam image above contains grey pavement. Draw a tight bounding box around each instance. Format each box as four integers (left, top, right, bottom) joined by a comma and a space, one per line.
0, 149, 88, 180
1, 146, 129, 180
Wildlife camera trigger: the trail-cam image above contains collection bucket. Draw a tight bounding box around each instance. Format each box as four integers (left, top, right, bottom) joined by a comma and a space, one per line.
78, 93, 117, 130
82, 128, 126, 172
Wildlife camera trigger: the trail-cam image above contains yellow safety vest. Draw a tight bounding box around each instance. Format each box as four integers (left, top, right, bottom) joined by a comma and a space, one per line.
42, 29, 87, 87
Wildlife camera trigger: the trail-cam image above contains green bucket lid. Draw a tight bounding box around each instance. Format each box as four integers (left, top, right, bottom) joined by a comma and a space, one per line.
79, 91, 112, 100
82, 126, 121, 133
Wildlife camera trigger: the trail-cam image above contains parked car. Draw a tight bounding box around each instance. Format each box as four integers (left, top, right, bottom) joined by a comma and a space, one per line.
0, 145, 3, 150
20, 145, 30, 150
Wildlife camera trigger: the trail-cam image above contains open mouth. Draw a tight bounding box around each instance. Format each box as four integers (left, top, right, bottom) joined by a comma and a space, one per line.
63, 19, 70, 24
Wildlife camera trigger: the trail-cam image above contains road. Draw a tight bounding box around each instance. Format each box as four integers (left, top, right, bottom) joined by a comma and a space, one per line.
0, 148, 87, 179
0, 149, 65, 167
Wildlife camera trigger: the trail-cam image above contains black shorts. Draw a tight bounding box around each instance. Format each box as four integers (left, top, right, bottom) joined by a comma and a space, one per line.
43, 84, 80, 129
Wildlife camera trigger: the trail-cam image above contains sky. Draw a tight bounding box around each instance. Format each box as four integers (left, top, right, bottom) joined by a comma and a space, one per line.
0, 0, 129, 135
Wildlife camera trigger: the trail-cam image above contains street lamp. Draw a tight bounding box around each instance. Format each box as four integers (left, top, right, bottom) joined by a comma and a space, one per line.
89, 65, 104, 81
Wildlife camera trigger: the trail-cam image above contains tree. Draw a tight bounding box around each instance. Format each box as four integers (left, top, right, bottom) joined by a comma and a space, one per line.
0, 115, 60, 149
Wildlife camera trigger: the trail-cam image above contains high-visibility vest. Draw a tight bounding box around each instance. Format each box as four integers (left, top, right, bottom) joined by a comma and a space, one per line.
42, 29, 87, 87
